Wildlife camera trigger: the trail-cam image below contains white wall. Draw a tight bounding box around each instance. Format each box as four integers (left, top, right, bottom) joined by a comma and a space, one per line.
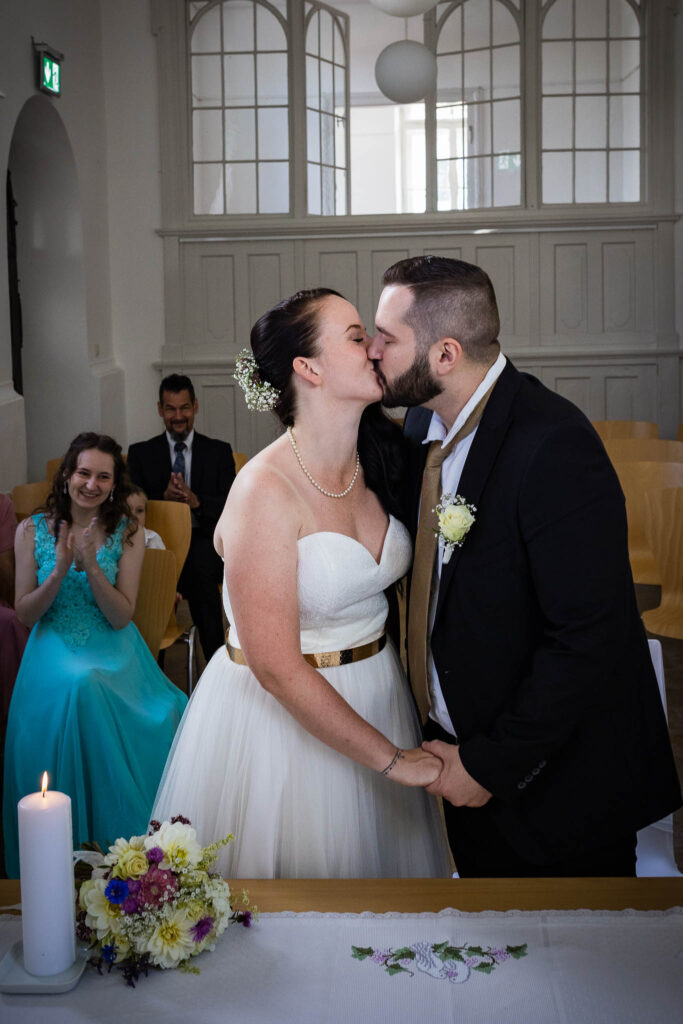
100, 0, 167, 448
0, 0, 166, 491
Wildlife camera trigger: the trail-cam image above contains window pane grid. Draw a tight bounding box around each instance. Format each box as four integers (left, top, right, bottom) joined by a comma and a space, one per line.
435, 0, 522, 210
541, 0, 641, 204
305, 4, 348, 215
190, 0, 290, 215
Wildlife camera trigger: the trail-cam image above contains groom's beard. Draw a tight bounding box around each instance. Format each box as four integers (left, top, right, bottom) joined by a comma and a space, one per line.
374, 348, 443, 408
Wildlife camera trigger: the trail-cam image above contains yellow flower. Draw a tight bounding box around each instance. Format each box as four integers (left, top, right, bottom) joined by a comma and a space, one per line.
78, 879, 96, 912
144, 906, 196, 968
104, 834, 146, 868
113, 848, 149, 880
439, 503, 475, 545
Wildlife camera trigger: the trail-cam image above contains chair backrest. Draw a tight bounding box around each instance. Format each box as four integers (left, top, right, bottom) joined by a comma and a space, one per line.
592, 420, 658, 440
233, 451, 248, 474
132, 548, 177, 659
144, 500, 191, 583
611, 461, 683, 583
45, 457, 62, 482
603, 438, 683, 463
644, 487, 683, 613
11, 481, 51, 522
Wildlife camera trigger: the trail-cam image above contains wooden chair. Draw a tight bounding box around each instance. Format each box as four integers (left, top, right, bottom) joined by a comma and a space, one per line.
144, 501, 197, 693
603, 438, 683, 464
642, 488, 683, 640
610, 461, 683, 584
132, 548, 178, 659
45, 457, 62, 481
592, 420, 658, 441
11, 481, 50, 522
233, 451, 248, 474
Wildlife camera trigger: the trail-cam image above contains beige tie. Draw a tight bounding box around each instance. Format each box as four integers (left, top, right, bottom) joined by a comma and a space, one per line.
407, 388, 494, 723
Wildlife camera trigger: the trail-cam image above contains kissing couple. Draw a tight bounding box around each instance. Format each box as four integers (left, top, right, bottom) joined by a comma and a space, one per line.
153, 255, 681, 879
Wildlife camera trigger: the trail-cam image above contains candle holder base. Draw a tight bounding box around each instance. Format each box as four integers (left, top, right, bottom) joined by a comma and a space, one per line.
0, 941, 89, 994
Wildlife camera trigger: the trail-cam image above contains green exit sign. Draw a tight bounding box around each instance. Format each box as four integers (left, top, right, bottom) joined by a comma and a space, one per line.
41, 54, 60, 95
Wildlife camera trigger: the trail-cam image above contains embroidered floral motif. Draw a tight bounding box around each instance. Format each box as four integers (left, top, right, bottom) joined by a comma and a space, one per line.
33, 514, 127, 650
351, 939, 527, 982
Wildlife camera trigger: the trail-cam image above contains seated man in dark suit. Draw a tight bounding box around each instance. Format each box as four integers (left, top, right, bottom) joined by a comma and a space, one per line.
127, 374, 236, 661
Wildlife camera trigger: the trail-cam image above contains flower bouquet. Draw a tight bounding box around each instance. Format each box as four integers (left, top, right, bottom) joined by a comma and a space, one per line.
75, 816, 255, 986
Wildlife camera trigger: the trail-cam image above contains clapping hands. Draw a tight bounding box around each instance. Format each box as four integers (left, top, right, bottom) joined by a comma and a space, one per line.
54, 520, 74, 576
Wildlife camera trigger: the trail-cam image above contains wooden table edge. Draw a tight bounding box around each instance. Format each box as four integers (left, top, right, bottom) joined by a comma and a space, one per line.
2, 877, 682, 914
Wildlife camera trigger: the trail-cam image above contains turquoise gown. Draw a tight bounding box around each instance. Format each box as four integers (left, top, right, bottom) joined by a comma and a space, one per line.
2, 515, 187, 877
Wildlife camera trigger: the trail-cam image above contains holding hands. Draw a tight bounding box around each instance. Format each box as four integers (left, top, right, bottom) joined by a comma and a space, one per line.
385, 746, 444, 788
422, 740, 492, 807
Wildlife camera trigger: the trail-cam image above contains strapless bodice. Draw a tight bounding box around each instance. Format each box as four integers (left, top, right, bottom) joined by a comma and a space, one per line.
223, 515, 411, 652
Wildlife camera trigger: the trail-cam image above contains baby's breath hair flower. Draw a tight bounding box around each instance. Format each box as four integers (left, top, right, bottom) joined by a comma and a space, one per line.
234, 349, 280, 412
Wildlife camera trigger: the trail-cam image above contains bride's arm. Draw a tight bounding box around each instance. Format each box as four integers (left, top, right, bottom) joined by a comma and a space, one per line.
221, 465, 440, 788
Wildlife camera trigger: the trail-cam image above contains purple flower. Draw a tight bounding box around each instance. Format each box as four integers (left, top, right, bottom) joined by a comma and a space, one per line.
191, 916, 214, 943
371, 950, 391, 964
146, 846, 164, 864
239, 910, 253, 928
138, 866, 178, 908
121, 896, 140, 914
148, 820, 161, 835
105, 879, 129, 905
127, 879, 141, 895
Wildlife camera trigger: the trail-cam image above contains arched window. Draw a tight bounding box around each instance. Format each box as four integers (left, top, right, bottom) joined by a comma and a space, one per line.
541, 0, 641, 204
434, 0, 522, 210
189, 0, 289, 214
305, 3, 350, 215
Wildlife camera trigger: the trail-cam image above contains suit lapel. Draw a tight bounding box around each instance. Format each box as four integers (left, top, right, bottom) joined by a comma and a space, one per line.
434, 360, 523, 622
189, 432, 204, 491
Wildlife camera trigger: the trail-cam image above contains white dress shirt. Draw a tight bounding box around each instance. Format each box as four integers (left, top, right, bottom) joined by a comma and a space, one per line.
166, 428, 194, 490
423, 351, 507, 736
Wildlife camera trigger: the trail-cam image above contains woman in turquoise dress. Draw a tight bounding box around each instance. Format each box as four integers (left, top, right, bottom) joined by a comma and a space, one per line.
3, 433, 187, 876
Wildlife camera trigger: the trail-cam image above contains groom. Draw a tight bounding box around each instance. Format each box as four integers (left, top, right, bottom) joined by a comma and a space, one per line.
369, 255, 681, 877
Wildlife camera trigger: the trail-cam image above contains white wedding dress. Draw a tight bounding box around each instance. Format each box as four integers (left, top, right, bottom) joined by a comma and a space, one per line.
152, 515, 451, 878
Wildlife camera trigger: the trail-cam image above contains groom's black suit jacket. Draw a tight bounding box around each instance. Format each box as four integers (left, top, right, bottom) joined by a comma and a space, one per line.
404, 360, 681, 864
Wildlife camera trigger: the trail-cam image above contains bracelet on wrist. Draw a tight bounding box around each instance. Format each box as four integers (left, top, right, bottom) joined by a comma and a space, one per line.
379, 747, 404, 776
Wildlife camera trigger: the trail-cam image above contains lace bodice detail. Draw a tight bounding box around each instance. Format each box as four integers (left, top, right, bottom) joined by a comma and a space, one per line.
33, 514, 127, 649
224, 515, 412, 653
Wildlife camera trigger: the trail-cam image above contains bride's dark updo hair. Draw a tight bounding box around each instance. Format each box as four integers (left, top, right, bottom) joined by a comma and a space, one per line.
250, 288, 409, 521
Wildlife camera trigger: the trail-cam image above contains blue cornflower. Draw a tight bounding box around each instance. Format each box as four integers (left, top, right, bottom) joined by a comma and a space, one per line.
101, 943, 119, 965
105, 879, 130, 905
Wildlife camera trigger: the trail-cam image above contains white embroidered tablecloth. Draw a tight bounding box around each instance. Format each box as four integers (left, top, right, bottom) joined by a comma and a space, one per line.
1, 907, 682, 1023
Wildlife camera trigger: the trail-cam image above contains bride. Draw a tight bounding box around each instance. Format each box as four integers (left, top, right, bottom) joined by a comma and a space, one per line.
152, 288, 451, 878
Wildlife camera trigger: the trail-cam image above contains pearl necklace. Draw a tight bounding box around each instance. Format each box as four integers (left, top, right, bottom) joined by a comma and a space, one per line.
286, 426, 360, 499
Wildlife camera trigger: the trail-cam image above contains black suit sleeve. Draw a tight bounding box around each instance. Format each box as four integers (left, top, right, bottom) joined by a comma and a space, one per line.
193, 441, 236, 533
459, 421, 639, 802
126, 442, 153, 497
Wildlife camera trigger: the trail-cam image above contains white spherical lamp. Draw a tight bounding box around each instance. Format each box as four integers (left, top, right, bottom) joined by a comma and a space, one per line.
370, 0, 437, 16
375, 41, 437, 104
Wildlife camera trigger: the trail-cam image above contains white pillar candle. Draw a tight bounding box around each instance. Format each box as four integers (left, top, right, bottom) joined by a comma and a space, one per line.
18, 773, 76, 976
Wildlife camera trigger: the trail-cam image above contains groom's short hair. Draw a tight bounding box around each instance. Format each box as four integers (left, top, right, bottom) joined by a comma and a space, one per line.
382, 256, 500, 364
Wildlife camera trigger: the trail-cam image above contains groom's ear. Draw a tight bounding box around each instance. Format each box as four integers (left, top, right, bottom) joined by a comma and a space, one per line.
292, 356, 322, 387
433, 338, 462, 376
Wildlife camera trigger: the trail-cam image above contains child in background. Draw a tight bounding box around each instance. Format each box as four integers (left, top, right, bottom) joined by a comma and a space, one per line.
127, 487, 165, 549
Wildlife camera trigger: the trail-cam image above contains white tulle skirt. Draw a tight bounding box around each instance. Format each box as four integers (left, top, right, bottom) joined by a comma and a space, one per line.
152, 640, 452, 878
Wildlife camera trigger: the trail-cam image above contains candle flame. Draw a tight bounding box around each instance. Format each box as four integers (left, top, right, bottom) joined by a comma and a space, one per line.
41, 771, 48, 797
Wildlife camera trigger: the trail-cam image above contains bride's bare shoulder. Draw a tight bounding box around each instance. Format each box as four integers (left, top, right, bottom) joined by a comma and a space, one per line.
217, 437, 301, 538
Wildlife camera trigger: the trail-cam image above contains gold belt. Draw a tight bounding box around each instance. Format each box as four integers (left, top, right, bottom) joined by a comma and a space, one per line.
225, 629, 386, 668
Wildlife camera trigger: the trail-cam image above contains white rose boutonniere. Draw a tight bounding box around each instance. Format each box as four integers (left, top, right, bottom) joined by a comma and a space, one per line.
434, 493, 476, 564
